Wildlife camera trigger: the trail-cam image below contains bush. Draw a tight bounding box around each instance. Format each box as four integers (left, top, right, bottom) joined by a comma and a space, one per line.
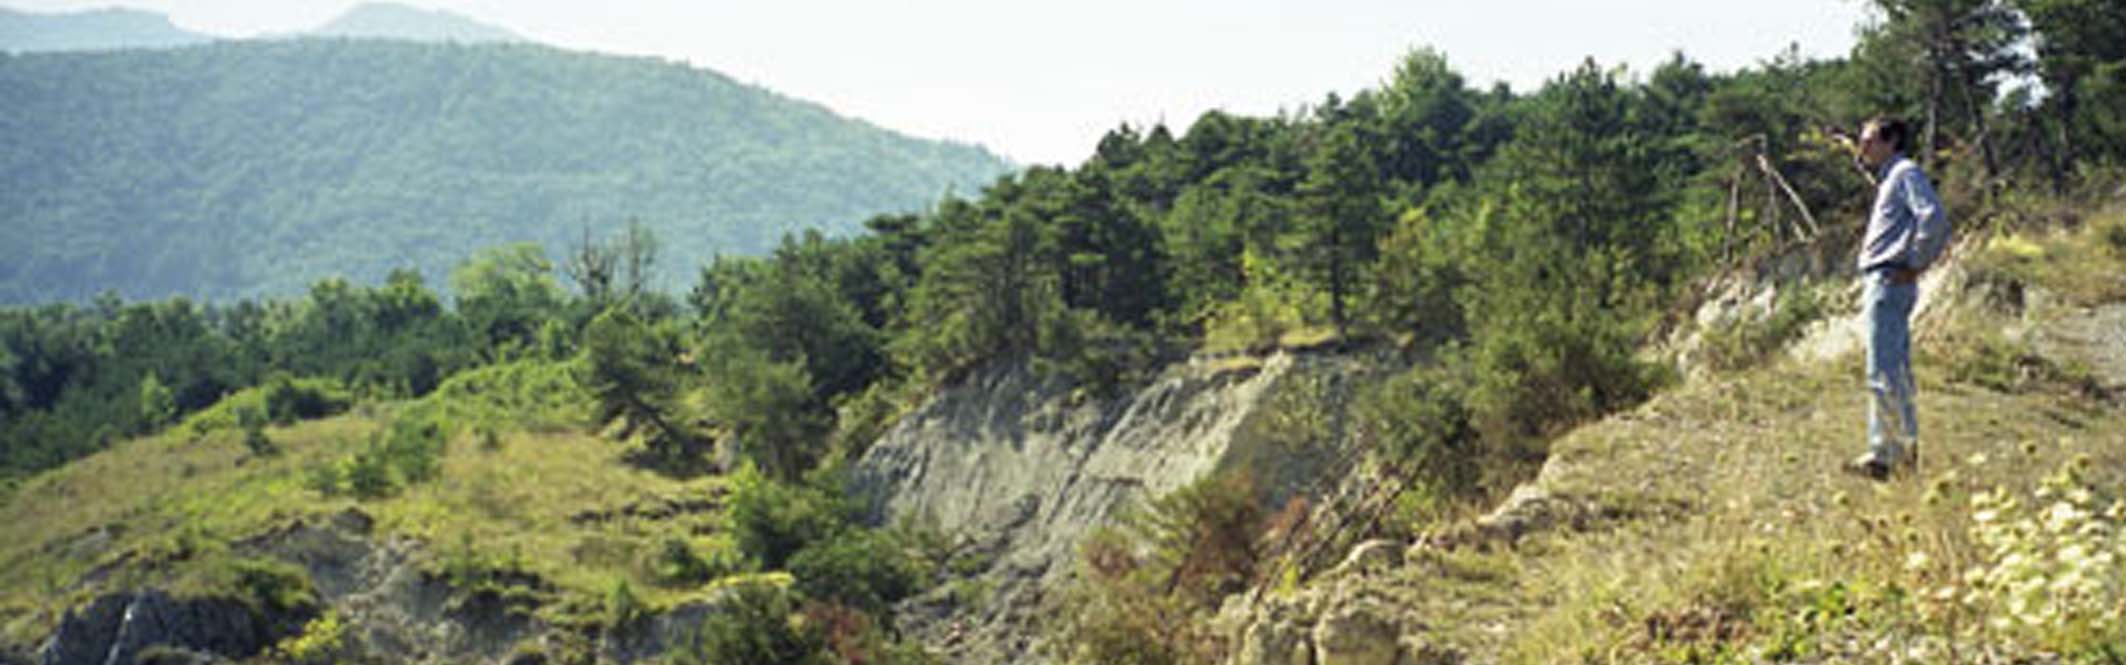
606, 577, 645, 628
178, 375, 353, 438
672, 582, 832, 665
646, 535, 740, 588
273, 611, 349, 665
724, 464, 851, 570
1055, 472, 1264, 664
214, 556, 317, 615
1355, 363, 1477, 501
402, 358, 590, 435
787, 529, 929, 615
238, 404, 277, 457
310, 416, 449, 500
1462, 305, 1662, 450
260, 373, 354, 425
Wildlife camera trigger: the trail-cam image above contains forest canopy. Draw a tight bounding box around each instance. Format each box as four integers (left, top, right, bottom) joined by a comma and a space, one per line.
0, 39, 1014, 303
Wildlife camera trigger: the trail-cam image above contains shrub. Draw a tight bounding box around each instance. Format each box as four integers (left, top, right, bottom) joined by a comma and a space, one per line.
672, 582, 832, 665
401, 358, 591, 435
218, 556, 317, 615
788, 529, 929, 615
1356, 363, 1477, 502
724, 464, 851, 570
311, 416, 449, 500
238, 404, 277, 458
606, 577, 645, 628
1055, 472, 1264, 664
178, 376, 352, 438
273, 611, 349, 665
646, 535, 727, 588
1462, 305, 1662, 450
259, 373, 354, 425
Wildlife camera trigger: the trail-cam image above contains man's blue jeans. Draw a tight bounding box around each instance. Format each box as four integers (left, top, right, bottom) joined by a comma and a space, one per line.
1865, 270, 1918, 463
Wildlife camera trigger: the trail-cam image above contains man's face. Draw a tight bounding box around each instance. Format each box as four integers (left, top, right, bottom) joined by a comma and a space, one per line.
1859, 123, 1895, 168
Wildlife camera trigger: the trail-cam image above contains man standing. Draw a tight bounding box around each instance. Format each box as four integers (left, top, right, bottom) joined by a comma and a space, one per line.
1846, 116, 1950, 480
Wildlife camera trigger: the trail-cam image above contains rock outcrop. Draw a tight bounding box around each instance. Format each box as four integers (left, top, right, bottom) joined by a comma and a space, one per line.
39, 589, 308, 665
851, 351, 1378, 663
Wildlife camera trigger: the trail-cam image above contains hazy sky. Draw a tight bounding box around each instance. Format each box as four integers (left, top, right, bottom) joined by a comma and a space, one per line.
14, 1, 1875, 166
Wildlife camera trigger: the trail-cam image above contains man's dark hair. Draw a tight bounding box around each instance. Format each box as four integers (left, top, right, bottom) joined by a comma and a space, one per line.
1867, 116, 1911, 154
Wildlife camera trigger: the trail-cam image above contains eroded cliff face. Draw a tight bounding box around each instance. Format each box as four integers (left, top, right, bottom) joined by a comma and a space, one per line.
850, 351, 1379, 663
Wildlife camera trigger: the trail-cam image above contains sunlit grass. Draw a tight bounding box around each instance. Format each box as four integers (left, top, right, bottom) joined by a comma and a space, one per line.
1440, 213, 2126, 661
1478, 337, 2125, 661
1965, 207, 2126, 308
0, 396, 731, 646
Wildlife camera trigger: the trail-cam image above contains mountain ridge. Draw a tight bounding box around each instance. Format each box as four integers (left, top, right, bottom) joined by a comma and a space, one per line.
303, 2, 523, 44
0, 6, 211, 52
0, 38, 1015, 303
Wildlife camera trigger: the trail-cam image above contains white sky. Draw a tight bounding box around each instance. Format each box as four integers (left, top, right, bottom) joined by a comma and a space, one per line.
13, 0, 1874, 166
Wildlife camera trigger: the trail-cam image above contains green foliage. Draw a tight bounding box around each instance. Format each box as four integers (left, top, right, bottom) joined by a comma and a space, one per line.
1296, 120, 1388, 333
606, 577, 645, 628
787, 528, 929, 615
243, 272, 474, 400
237, 404, 276, 458
1201, 249, 1320, 354
136, 372, 175, 433
1366, 208, 1471, 344
455, 244, 566, 359
179, 375, 353, 441
403, 357, 590, 435
310, 416, 449, 500
723, 464, 851, 571
645, 535, 744, 588
1356, 363, 1477, 501
1056, 473, 1264, 664
671, 582, 832, 665
272, 611, 349, 665
696, 234, 890, 402
0, 39, 1012, 304
579, 306, 700, 462
698, 333, 829, 481
203, 556, 318, 615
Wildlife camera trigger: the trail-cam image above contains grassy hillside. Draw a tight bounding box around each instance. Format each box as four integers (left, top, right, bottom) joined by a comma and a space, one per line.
0, 39, 1013, 303
1329, 210, 2126, 662
0, 358, 736, 654
6, 208, 2119, 664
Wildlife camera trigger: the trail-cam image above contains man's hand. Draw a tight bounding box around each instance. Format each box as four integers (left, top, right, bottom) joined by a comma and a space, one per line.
1888, 266, 1920, 284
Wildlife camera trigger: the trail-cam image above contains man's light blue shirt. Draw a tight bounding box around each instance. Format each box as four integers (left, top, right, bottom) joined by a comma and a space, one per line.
1857, 153, 1946, 272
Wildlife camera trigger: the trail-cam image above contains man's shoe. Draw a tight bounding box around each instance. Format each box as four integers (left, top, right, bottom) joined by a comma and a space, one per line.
1842, 454, 1892, 481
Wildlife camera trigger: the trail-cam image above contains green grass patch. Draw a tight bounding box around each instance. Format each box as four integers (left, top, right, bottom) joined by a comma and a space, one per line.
1964, 210, 2126, 308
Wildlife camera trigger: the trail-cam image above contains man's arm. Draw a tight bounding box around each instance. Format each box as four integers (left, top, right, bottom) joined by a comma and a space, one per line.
1903, 166, 1948, 276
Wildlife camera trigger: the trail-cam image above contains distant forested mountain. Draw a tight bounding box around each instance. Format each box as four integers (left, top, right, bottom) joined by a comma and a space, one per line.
0, 6, 211, 52
0, 39, 1014, 303
305, 2, 523, 43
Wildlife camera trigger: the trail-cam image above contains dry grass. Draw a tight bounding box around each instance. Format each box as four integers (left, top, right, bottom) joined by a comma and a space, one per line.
1964, 208, 2126, 308
1358, 214, 2126, 662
